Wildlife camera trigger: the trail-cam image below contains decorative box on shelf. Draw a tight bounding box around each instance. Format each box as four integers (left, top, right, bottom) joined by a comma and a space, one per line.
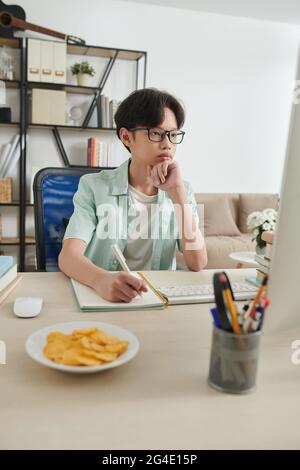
0, 178, 13, 203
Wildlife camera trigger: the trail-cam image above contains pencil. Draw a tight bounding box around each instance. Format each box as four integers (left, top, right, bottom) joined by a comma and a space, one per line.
219, 273, 240, 334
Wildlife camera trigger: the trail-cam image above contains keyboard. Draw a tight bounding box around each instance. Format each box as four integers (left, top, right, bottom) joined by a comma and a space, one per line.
157, 282, 257, 305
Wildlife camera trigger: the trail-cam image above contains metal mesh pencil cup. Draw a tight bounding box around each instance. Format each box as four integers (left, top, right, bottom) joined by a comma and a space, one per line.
208, 324, 261, 394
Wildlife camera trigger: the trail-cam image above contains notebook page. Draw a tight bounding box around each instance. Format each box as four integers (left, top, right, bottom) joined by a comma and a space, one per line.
71, 277, 164, 310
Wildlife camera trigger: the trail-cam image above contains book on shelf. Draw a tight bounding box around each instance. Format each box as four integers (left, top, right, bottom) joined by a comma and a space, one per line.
256, 264, 269, 275
245, 275, 262, 287
254, 253, 271, 269
87, 137, 98, 167
86, 139, 118, 167
96, 94, 120, 129
99, 142, 119, 167
256, 269, 268, 282
0, 263, 17, 292
264, 243, 273, 261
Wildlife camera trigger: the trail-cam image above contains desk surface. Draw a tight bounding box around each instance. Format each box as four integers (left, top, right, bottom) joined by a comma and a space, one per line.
1, 269, 299, 450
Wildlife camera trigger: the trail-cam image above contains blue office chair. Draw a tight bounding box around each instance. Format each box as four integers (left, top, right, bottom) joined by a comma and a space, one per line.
33, 166, 110, 271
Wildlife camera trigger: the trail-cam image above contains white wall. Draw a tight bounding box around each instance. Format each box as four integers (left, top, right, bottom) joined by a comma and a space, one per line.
2, 0, 300, 196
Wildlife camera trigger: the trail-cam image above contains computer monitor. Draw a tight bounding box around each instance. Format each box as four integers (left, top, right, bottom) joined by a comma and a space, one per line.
266, 67, 300, 333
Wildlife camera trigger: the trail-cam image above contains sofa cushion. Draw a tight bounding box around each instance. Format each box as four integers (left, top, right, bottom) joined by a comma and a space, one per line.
195, 193, 239, 224
205, 233, 255, 269
203, 197, 240, 237
239, 193, 278, 233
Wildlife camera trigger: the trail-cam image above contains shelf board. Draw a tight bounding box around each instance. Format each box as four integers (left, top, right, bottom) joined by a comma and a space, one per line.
0, 37, 20, 49
29, 123, 116, 132
1, 79, 20, 89
67, 43, 145, 61
0, 237, 36, 245
0, 122, 20, 127
69, 164, 115, 169
27, 81, 99, 95
0, 202, 34, 207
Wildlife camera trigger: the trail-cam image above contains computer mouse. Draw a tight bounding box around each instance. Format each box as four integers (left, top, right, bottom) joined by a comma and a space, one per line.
13, 297, 43, 318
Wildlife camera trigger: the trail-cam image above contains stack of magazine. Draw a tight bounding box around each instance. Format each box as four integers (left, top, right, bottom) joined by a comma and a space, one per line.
254, 231, 273, 283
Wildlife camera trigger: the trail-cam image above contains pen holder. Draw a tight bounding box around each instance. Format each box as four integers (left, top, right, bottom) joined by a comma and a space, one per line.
208, 324, 261, 394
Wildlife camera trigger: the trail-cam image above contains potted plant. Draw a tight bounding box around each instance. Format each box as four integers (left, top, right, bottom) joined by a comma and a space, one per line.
247, 208, 277, 254
70, 61, 96, 86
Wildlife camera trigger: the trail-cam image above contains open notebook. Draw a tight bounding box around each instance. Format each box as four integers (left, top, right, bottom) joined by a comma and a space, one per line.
71, 272, 257, 311
71, 272, 168, 311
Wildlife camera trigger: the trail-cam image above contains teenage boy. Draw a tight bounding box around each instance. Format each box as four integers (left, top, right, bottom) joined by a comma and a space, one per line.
59, 88, 207, 302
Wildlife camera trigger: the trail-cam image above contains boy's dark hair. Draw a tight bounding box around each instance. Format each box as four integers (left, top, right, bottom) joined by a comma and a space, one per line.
114, 88, 185, 153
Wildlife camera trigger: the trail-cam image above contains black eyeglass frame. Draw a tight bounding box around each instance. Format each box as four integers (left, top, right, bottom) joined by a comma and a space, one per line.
128, 127, 186, 144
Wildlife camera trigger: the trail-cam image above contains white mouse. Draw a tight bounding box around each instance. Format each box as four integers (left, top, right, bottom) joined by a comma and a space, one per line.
13, 297, 43, 318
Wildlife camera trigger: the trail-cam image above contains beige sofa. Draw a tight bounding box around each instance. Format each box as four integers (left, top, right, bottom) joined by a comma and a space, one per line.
177, 193, 279, 269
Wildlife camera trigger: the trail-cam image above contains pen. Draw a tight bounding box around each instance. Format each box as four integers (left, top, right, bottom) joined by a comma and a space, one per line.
213, 273, 233, 332
111, 244, 143, 297
247, 274, 268, 320
210, 307, 222, 329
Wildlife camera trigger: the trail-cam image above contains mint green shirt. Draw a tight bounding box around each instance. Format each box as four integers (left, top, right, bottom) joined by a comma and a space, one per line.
63, 158, 198, 271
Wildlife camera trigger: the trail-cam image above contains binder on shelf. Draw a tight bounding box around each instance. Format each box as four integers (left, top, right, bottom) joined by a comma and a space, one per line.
27, 39, 66, 84
27, 39, 41, 82
53, 42, 66, 84
32, 89, 66, 125
40, 40, 54, 83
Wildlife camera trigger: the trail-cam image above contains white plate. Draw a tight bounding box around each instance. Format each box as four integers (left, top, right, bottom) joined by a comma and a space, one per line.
25, 321, 140, 374
229, 251, 258, 265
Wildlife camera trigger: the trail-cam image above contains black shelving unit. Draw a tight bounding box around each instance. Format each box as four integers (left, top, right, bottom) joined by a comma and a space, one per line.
0, 37, 25, 267
0, 36, 147, 271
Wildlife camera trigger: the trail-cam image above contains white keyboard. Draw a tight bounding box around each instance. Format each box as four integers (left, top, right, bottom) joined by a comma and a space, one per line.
157, 282, 257, 305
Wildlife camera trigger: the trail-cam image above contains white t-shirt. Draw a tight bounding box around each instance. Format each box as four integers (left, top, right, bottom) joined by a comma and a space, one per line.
123, 184, 158, 270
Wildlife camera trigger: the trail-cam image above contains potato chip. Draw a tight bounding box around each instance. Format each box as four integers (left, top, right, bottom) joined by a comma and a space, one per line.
43, 327, 128, 367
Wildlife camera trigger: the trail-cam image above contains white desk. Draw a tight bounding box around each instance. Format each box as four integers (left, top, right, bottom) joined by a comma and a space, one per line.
1, 269, 299, 450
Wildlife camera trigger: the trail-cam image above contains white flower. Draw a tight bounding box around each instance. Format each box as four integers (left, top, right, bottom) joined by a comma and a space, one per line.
247, 211, 265, 230
262, 222, 271, 231
263, 208, 277, 221
247, 209, 278, 233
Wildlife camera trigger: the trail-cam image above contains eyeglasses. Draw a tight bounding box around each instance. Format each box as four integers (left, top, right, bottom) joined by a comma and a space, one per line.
129, 127, 185, 144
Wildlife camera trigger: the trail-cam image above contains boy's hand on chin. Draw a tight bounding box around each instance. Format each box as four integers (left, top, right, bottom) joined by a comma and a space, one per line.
146, 160, 184, 194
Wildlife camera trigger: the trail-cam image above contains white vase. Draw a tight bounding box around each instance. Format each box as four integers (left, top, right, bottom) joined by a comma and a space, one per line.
76, 73, 90, 86
255, 245, 266, 255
